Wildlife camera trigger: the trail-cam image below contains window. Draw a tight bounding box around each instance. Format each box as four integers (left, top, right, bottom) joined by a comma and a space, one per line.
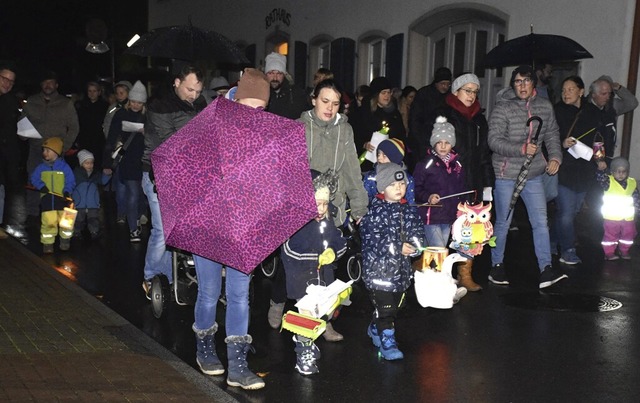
369, 38, 386, 82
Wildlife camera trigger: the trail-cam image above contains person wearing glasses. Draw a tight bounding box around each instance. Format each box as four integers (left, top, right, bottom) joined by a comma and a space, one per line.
428, 73, 494, 292
0, 63, 20, 240
487, 65, 567, 289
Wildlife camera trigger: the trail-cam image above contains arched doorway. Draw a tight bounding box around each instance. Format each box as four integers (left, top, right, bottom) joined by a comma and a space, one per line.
407, 4, 508, 112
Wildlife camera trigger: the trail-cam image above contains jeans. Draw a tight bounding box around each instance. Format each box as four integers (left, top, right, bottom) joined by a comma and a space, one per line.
142, 172, 172, 281
554, 184, 586, 253
492, 176, 552, 271
193, 255, 251, 336
115, 170, 143, 232
424, 224, 451, 247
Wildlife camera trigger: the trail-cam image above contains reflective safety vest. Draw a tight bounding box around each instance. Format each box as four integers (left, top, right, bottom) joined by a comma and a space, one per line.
601, 176, 636, 221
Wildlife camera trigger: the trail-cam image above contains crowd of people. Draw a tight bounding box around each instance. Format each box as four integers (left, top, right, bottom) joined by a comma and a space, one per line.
1, 54, 639, 389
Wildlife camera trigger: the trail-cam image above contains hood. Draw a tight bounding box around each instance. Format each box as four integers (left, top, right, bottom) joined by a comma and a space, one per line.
299, 109, 348, 127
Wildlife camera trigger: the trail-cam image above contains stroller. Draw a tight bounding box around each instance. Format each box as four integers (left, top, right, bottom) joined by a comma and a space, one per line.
149, 250, 197, 319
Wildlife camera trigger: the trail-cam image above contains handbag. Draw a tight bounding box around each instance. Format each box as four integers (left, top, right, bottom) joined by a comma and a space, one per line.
111, 133, 137, 169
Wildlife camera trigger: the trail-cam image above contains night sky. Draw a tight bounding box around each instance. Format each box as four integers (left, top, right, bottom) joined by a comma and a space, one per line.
1, 0, 148, 95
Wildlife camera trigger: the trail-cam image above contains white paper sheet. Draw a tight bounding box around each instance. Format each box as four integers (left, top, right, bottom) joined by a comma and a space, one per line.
17, 117, 42, 139
567, 138, 594, 161
365, 131, 389, 163
122, 121, 144, 132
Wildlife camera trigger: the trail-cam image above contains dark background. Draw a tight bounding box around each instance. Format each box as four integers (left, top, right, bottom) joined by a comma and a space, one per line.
0, 0, 148, 96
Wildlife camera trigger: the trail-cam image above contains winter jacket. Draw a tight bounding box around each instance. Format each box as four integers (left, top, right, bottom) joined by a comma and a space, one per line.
488, 88, 562, 180
413, 149, 465, 225
363, 163, 415, 205
554, 101, 605, 192
72, 166, 110, 209
432, 94, 494, 198
102, 99, 127, 138
410, 84, 448, 161
267, 80, 309, 120
75, 97, 108, 168
106, 108, 146, 180
0, 91, 20, 186
352, 100, 406, 156
281, 217, 347, 299
142, 90, 205, 172
360, 196, 425, 293
30, 157, 75, 212
299, 110, 369, 226
23, 91, 79, 152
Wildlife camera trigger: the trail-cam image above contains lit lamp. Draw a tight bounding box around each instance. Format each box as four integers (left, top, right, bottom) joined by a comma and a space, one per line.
85, 41, 110, 54
413, 246, 449, 271
59, 206, 78, 231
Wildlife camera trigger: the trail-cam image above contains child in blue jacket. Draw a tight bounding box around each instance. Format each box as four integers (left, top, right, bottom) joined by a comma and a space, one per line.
360, 162, 425, 361
363, 138, 415, 205
30, 137, 75, 253
72, 150, 111, 240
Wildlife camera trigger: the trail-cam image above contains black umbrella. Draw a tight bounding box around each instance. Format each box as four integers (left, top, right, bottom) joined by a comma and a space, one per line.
509, 116, 543, 216
125, 25, 249, 65
482, 33, 592, 68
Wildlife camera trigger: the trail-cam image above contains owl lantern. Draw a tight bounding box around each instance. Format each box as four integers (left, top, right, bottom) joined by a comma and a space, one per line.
450, 202, 495, 257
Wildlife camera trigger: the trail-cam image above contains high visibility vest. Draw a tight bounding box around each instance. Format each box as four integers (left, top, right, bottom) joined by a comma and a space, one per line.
601, 176, 636, 221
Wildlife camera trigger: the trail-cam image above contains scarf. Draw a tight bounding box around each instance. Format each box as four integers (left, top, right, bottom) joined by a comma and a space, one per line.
445, 93, 480, 121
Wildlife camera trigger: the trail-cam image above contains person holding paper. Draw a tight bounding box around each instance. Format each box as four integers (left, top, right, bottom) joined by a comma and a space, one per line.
104, 80, 147, 242
553, 76, 608, 265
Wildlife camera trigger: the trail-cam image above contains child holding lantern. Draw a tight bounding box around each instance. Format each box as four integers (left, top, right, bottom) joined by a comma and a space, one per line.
280, 169, 347, 375
30, 137, 76, 253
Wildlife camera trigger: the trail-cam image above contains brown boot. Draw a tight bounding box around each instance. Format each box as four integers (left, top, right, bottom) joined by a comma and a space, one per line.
457, 260, 482, 291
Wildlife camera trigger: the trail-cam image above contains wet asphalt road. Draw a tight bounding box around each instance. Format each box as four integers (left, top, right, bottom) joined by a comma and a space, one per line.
14, 193, 640, 402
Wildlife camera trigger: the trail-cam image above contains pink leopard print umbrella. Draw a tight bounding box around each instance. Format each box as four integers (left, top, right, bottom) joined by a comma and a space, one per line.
151, 97, 316, 274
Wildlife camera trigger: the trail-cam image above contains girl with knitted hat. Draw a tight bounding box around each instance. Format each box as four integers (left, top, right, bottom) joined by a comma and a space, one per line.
362, 138, 415, 205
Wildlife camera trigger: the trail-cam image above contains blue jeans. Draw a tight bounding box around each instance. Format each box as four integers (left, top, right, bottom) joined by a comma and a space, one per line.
492, 176, 552, 271
142, 172, 172, 281
554, 184, 586, 253
424, 224, 451, 247
115, 170, 143, 232
193, 255, 251, 336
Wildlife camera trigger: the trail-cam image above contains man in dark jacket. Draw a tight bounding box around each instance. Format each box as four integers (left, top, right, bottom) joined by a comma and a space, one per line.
0, 62, 21, 239
265, 52, 308, 120
141, 65, 205, 294
409, 67, 452, 160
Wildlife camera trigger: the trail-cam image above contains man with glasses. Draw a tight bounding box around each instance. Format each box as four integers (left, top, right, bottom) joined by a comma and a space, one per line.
487, 65, 567, 289
264, 52, 307, 120
0, 63, 21, 239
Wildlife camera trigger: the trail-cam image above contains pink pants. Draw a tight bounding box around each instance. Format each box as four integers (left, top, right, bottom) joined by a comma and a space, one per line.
602, 219, 637, 256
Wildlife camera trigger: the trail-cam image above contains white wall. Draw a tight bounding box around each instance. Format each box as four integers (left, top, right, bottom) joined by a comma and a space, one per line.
149, 0, 640, 176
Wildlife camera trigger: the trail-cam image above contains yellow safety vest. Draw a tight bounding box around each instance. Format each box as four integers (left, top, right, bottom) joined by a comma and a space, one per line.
601, 176, 636, 221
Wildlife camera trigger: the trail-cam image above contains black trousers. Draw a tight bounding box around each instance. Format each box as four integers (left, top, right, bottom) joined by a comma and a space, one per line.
369, 289, 406, 332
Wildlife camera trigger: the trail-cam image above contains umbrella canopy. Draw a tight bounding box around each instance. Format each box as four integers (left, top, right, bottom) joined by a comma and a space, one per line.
482, 33, 593, 68
509, 116, 543, 215
151, 97, 317, 274
125, 24, 249, 64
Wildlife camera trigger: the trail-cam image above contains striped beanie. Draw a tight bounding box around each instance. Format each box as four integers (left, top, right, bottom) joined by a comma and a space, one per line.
376, 138, 405, 165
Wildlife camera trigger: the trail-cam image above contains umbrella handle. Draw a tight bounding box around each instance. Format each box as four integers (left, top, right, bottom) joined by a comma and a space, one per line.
527, 116, 543, 143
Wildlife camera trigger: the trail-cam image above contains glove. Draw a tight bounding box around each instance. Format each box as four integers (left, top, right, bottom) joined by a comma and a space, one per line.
318, 248, 336, 268
482, 187, 493, 202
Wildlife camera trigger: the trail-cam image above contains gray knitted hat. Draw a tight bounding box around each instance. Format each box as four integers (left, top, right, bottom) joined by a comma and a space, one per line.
430, 116, 456, 147
452, 73, 481, 93
128, 80, 147, 103
610, 156, 630, 173
376, 162, 407, 193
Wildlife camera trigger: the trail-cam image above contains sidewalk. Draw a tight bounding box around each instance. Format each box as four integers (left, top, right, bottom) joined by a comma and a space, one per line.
0, 237, 236, 402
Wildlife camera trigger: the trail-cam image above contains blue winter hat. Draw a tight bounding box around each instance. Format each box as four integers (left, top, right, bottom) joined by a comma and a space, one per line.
377, 139, 405, 165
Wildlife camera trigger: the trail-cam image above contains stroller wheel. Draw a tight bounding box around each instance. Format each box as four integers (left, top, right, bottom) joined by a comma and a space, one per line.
347, 254, 362, 282
151, 274, 170, 319
260, 253, 279, 278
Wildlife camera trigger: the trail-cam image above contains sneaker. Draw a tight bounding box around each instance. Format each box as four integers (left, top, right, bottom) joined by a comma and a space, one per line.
559, 248, 581, 265
453, 287, 467, 304
139, 214, 149, 225
367, 323, 381, 347
488, 264, 509, 285
267, 300, 285, 329
605, 254, 620, 261
295, 348, 319, 375
620, 253, 631, 260
379, 329, 403, 360
43, 243, 54, 254
59, 238, 70, 251
142, 280, 152, 300
130, 229, 142, 243
539, 265, 568, 289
